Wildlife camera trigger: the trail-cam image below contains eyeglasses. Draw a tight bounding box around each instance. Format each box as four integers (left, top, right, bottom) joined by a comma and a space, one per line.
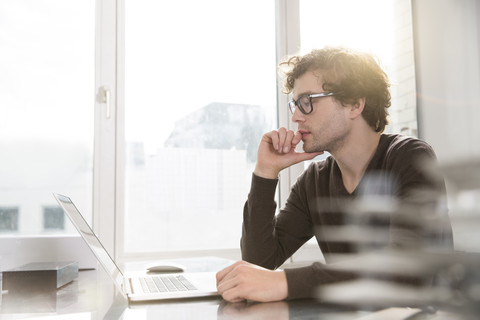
288, 92, 335, 115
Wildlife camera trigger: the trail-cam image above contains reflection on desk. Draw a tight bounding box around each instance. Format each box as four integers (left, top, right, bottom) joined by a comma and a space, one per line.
0, 261, 465, 320
1, 268, 126, 319
0, 266, 368, 320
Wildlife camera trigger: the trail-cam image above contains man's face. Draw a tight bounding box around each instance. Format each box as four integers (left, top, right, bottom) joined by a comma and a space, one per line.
291, 71, 351, 154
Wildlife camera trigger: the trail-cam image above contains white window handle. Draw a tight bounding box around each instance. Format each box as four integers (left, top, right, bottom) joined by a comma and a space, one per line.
98, 86, 111, 119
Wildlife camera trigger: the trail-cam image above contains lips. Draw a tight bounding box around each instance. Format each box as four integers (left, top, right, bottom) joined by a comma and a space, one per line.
298, 130, 311, 139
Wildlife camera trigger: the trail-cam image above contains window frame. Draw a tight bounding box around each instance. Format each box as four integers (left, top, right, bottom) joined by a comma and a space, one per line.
275, 0, 305, 208
94, 0, 120, 261
106, 0, 306, 262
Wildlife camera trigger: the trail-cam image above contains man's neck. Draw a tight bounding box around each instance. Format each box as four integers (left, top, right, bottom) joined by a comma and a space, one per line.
332, 130, 382, 194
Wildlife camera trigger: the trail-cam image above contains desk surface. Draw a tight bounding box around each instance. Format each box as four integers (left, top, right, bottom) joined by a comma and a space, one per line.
0, 268, 366, 320
0, 258, 463, 320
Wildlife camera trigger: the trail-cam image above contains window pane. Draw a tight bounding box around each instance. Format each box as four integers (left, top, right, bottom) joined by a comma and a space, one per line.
43, 206, 65, 231
124, 0, 277, 252
0, 1, 95, 235
0, 208, 19, 232
299, 0, 417, 165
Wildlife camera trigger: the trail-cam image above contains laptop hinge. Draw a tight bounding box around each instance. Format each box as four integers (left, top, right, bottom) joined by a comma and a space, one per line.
123, 278, 133, 295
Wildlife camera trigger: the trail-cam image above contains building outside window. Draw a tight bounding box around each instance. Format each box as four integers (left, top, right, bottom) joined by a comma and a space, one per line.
0, 208, 19, 232
43, 206, 65, 231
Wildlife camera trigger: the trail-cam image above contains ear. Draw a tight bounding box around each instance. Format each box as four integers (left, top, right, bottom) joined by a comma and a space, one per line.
349, 97, 365, 119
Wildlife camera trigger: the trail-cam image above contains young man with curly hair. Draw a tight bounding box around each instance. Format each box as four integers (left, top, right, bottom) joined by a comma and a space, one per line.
216, 47, 452, 303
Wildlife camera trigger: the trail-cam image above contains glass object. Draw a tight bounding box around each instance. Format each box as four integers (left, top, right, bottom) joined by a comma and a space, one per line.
289, 92, 335, 114
124, 0, 277, 252
0, 0, 95, 235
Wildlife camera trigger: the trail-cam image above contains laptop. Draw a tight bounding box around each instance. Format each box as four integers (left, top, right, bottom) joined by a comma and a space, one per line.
53, 193, 219, 302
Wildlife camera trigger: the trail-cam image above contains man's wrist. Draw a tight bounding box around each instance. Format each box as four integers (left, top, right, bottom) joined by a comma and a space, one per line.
276, 270, 288, 301
253, 167, 279, 180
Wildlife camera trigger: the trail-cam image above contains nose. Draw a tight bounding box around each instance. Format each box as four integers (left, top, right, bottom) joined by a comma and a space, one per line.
291, 107, 305, 123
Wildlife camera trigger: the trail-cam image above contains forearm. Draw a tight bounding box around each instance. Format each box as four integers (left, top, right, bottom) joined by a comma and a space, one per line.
241, 174, 285, 269
284, 262, 356, 300
241, 172, 316, 270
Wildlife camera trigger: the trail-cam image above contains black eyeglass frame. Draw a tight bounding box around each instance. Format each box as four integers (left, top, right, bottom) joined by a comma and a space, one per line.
288, 92, 335, 115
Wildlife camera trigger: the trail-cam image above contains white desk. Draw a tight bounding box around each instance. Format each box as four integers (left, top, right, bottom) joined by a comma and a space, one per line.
0, 258, 464, 320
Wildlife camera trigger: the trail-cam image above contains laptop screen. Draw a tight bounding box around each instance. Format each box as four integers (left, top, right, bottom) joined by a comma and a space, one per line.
53, 193, 125, 291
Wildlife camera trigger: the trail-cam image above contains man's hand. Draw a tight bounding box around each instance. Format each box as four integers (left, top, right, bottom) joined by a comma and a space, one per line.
254, 128, 323, 179
216, 261, 288, 303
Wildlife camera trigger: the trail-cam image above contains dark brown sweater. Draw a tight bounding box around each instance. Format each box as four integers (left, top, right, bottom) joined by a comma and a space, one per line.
241, 134, 453, 300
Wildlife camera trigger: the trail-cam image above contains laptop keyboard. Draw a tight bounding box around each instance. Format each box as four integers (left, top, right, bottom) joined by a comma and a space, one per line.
140, 275, 197, 293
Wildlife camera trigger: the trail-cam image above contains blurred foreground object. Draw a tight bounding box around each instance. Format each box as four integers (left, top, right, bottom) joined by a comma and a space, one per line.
315, 160, 480, 319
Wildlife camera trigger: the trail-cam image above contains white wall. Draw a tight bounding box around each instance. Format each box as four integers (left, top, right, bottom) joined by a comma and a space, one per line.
413, 0, 480, 252
413, 0, 480, 164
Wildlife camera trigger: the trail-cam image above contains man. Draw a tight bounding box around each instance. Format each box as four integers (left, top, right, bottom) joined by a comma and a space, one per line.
216, 47, 453, 303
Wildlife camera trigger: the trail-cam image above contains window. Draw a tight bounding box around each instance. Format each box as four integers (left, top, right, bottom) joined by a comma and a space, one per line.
0, 1, 96, 266
43, 206, 65, 231
121, 0, 277, 255
0, 208, 19, 232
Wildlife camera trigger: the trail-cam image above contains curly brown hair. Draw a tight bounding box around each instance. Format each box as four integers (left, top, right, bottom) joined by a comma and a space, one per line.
279, 47, 391, 133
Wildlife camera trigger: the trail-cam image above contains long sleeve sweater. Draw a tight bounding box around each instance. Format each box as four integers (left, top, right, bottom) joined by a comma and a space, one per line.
241, 134, 453, 300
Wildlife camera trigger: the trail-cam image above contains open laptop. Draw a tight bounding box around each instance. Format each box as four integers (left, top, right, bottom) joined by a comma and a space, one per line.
53, 193, 219, 302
